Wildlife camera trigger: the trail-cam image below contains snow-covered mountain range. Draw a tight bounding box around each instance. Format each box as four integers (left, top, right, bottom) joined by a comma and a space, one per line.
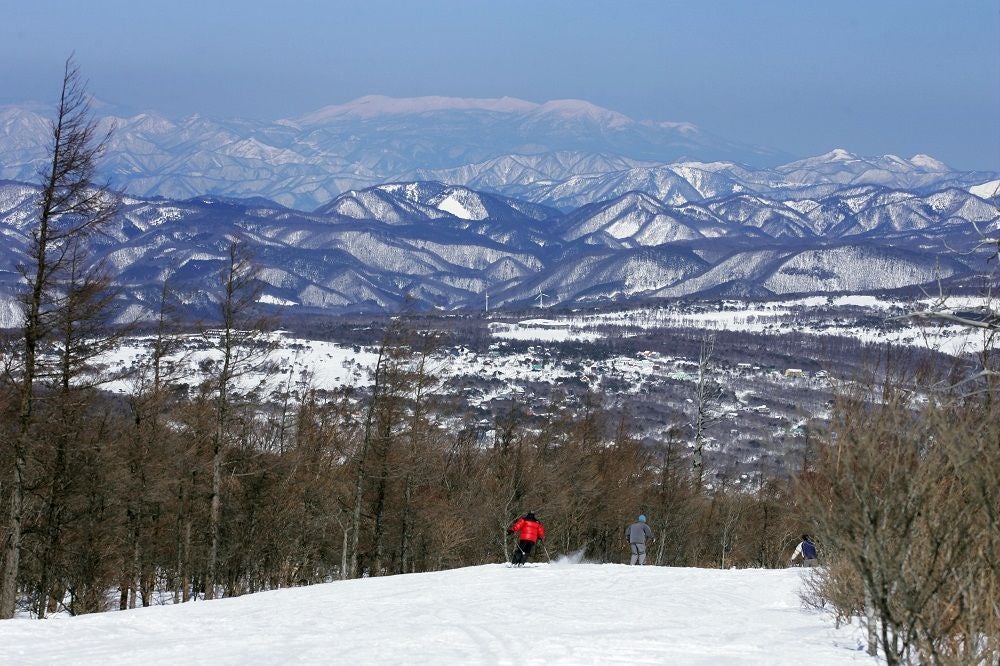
3, 95, 994, 211
1, 174, 996, 319
2, 94, 997, 317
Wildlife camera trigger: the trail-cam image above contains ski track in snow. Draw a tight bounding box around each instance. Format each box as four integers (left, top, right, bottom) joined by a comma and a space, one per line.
0, 564, 873, 665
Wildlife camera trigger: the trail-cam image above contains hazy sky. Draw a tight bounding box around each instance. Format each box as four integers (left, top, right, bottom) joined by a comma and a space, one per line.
2, 0, 998, 169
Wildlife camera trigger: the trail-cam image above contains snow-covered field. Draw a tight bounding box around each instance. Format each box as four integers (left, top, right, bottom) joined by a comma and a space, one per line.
87, 292, 987, 414
0, 563, 872, 665
100, 333, 382, 395
499, 295, 989, 356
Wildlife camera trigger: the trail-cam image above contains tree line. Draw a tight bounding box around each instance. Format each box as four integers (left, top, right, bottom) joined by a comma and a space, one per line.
0, 308, 805, 617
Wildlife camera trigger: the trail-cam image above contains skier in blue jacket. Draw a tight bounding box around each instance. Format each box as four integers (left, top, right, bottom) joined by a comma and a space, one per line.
790, 534, 818, 567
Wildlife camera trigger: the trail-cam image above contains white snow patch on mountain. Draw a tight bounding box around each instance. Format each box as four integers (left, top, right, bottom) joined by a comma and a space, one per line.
258, 293, 299, 306
435, 191, 485, 220
0, 564, 871, 665
969, 179, 1000, 199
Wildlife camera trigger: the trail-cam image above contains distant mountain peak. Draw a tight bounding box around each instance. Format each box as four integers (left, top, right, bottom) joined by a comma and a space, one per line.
293, 95, 539, 124
778, 149, 961, 182
909, 154, 949, 171
823, 148, 858, 161
289, 95, 688, 132
529, 99, 633, 127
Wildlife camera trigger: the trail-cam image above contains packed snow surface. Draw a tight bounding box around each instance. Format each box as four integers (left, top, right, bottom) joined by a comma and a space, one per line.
0, 564, 871, 665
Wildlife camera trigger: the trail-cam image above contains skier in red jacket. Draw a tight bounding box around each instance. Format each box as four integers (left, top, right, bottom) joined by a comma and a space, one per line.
508, 512, 545, 565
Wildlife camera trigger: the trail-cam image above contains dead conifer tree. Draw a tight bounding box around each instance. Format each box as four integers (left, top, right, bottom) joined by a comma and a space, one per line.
1, 57, 119, 619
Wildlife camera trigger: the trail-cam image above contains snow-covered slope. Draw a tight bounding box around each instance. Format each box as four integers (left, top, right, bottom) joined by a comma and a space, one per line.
559, 191, 725, 246
0, 563, 870, 665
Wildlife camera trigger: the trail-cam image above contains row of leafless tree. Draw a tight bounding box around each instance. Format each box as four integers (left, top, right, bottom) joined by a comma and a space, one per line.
0, 313, 808, 616
798, 308, 999, 663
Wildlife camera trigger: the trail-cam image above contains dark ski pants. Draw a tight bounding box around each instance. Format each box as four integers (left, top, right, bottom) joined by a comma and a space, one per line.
512, 540, 535, 565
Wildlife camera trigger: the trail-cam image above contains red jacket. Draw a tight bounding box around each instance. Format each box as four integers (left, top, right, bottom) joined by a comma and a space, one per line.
509, 517, 545, 543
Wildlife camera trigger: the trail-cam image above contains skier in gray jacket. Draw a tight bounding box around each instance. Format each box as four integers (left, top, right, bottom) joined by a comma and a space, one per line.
625, 515, 654, 565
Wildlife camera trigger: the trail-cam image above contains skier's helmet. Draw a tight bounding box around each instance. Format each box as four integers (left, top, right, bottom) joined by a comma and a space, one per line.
638, 515, 646, 523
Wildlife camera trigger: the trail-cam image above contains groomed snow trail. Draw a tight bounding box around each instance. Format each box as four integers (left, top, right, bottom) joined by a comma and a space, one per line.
0, 564, 872, 665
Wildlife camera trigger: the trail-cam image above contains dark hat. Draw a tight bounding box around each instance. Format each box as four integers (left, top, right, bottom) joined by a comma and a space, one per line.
525, 512, 536, 520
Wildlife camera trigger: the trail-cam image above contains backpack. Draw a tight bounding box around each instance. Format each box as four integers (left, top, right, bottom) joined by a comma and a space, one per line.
802, 540, 817, 560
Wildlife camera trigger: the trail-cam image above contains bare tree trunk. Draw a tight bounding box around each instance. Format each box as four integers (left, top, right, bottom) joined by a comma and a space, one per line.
398, 473, 413, 574
371, 409, 395, 576
372, 471, 387, 575
864, 586, 878, 657
397, 344, 433, 575
204, 242, 269, 599
691, 335, 718, 488
174, 485, 184, 604
340, 524, 349, 581
205, 420, 224, 600
0, 453, 26, 618
35, 454, 68, 620
177, 474, 194, 603
349, 343, 387, 578
182, 508, 192, 602
129, 531, 140, 609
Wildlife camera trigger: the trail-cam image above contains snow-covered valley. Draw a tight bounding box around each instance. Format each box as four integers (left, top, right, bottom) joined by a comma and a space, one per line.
82, 292, 985, 485
0, 563, 872, 665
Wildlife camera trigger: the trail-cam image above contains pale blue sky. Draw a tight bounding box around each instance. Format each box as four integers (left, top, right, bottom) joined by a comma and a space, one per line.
2, 0, 998, 169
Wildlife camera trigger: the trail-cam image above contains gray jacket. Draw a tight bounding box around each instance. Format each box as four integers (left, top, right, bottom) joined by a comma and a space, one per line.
626, 522, 653, 544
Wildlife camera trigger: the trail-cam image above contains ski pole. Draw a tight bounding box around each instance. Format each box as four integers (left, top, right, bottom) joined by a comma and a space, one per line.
511, 541, 528, 566
540, 540, 552, 562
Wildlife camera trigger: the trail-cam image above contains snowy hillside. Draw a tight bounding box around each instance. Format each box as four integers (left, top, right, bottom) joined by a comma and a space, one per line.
0, 563, 872, 665
0, 177, 994, 316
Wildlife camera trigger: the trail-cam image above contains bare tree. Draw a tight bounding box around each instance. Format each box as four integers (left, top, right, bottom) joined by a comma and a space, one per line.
1, 57, 118, 619
203, 241, 272, 600
691, 334, 722, 487
801, 364, 999, 663
347, 338, 388, 579
120, 282, 185, 608
32, 239, 123, 618
396, 333, 441, 574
